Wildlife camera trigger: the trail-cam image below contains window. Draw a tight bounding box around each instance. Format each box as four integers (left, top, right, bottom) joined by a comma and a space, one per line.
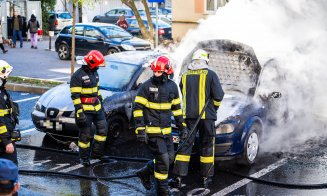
85, 26, 103, 38
58, 12, 72, 19
136, 67, 152, 87
117, 9, 127, 15
206, 0, 220, 13
99, 26, 132, 38
106, 10, 116, 16
67, 26, 84, 36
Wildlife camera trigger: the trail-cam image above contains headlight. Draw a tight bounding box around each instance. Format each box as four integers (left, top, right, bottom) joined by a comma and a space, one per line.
216, 123, 235, 134
34, 101, 42, 112
121, 44, 136, 51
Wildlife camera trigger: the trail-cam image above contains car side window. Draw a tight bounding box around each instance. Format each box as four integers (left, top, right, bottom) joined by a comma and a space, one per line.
117, 10, 126, 15
136, 66, 152, 87
67, 26, 84, 36
106, 10, 116, 16
85, 26, 103, 38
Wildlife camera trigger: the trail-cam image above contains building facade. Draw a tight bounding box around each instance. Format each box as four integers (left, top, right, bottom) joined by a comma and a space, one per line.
172, 0, 228, 41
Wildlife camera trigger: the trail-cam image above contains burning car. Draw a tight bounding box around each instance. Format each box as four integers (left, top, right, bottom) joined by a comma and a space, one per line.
171, 40, 284, 165
31, 51, 161, 140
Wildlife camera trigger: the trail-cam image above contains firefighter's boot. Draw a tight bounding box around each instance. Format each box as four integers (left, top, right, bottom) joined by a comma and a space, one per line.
156, 180, 170, 196
168, 176, 182, 189
136, 166, 152, 190
80, 158, 90, 167
202, 176, 213, 188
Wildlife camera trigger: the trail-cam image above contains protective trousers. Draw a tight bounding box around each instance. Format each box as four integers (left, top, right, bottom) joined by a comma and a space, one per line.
173, 119, 215, 177
145, 135, 175, 195
77, 110, 107, 160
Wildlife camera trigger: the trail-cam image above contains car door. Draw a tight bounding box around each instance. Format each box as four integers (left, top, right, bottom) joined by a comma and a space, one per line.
104, 9, 118, 24
72, 26, 86, 55
84, 26, 108, 55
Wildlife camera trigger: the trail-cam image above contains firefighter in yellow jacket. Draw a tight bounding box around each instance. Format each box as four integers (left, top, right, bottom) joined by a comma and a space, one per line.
170, 49, 224, 188
133, 56, 188, 195
70, 50, 108, 167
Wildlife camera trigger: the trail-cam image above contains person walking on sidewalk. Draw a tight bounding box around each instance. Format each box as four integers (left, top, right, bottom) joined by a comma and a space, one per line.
27, 14, 40, 49
70, 50, 109, 167
0, 21, 8, 54
133, 56, 188, 196
169, 49, 224, 189
12, 12, 24, 48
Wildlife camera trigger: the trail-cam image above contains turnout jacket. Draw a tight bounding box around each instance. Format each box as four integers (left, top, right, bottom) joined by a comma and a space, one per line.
133, 77, 185, 137
0, 89, 16, 146
180, 68, 224, 120
70, 65, 103, 115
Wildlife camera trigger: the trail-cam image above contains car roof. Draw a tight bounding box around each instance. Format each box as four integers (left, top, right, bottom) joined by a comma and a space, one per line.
105, 51, 160, 66
66, 23, 117, 27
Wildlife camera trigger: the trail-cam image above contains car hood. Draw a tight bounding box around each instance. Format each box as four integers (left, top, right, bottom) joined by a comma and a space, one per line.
180, 40, 262, 96
38, 84, 116, 111
215, 93, 250, 125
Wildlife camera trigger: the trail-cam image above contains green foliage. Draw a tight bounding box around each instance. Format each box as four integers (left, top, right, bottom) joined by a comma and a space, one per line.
41, 0, 56, 35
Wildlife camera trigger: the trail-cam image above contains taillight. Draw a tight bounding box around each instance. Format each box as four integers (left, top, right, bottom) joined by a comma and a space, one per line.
55, 20, 58, 26
158, 28, 165, 35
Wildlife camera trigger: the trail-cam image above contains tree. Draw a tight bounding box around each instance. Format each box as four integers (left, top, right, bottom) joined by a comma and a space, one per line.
40, 0, 56, 35
121, 0, 155, 43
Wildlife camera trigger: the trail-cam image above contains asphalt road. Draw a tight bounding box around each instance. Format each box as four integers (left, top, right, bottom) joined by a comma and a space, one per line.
0, 36, 80, 82
8, 90, 327, 195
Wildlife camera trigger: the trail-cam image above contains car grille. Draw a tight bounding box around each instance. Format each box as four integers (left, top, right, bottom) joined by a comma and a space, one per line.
134, 46, 151, 51
46, 108, 59, 118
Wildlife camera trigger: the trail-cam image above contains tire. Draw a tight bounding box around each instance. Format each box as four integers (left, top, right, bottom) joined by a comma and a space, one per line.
106, 115, 130, 141
57, 44, 71, 60
107, 48, 119, 55
238, 123, 261, 165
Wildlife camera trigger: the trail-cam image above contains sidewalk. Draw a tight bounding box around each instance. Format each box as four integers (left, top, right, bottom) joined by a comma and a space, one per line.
0, 36, 80, 82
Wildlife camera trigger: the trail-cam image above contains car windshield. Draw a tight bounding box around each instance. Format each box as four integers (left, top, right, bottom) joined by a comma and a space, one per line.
138, 10, 146, 16
58, 13, 72, 19
98, 62, 139, 91
99, 26, 132, 38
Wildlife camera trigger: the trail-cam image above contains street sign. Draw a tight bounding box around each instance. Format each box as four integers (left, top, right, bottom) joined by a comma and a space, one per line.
148, 0, 165, 2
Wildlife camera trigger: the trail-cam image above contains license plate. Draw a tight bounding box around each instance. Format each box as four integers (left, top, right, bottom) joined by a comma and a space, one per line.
173, 135, 180, 143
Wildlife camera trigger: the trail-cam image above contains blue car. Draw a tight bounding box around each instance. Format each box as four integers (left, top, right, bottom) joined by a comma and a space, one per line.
171, 39, 283, 165
126, 18, 172, 40
55, 23, 152, 60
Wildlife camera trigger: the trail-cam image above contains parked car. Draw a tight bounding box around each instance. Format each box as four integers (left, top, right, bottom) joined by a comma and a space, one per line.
48, 11, 73, 34
149, 7, 172, 23
170, 39, 285, 165
92, 8, 146, 24
55, 23, 152, 60
31, 51, 161, 139
126, 18, 172, 40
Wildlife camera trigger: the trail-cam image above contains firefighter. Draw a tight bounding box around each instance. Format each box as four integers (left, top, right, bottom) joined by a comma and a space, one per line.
169, 49, 224, 188
70, 50, 109, 167
0, 60, 20, 165
133, 56, 188, 195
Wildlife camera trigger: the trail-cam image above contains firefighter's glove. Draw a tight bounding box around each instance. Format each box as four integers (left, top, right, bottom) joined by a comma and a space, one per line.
75, 111, 88, 127
136, 127, 148, 144
180, 127, 189, 140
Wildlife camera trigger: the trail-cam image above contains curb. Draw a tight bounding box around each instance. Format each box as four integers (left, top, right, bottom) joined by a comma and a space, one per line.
6, 83, 52, 94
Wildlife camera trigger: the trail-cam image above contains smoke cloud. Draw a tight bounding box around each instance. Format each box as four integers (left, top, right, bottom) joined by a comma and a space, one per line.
170, 0, 327, 152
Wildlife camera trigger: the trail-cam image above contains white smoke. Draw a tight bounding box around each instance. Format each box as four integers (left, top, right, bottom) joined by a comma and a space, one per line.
170, 0, 327, 152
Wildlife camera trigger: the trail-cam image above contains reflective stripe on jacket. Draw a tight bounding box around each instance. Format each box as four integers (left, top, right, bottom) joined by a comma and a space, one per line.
180, 68, 224, 120
70, 65, 102, 114
133, 78, 185, 136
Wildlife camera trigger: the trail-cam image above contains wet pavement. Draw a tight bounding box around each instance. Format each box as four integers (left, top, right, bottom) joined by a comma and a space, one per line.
9, 91, 327, 195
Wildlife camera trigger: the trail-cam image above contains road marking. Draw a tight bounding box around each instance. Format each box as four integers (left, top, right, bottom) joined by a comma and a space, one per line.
21, 128, 37, 135
212, 158, 287, 196
59, 160, 100, 173
50, 163, 71, 171
15, 96, 40, 103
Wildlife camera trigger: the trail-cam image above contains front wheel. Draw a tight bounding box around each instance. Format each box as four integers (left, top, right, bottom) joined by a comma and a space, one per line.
238, 124, 261, 165
107, 48, 119, 55
57, 44, 70, 60
106, 115, 131, 141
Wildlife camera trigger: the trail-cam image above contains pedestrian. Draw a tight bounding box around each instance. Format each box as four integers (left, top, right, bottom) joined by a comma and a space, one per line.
70, 50, 109, 167
0, 159, 20, 196
11, 11, 24, 48
117, 15, 128, 30
0, 60, 20, 165
133, 56, 188, 196
26, 14, 40, 49
0, 21, 8, 54
169, 49, 224, 188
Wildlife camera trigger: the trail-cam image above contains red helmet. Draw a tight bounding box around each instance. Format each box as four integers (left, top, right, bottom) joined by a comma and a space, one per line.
84, 50, 105, 69
150, 56, 173, 74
